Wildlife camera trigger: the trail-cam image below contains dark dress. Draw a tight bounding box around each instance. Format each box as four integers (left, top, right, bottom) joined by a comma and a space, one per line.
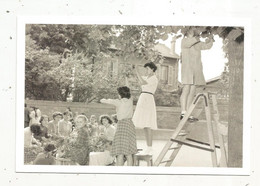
66, 126, 90, 165
24, 107, 30, 128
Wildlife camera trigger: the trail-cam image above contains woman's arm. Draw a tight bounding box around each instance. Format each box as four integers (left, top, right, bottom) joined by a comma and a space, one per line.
181, 37, 200, 48
100, 98, 120, 107
29, 111, 34, 119
134, 67, 147, 85
194, 37, 214, 50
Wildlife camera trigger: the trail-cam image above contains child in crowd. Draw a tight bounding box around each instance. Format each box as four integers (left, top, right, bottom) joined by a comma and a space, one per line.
111, 114, 118, 129
98, 117, 106, 135
100, 115, 116, 143
100, 86, 137, 166
89, 115, 99, 137
38, 115, 51, 141
71, 112, 79, 131
65, 107, 73, 119
35, 107, 42, 123
33, 143, 56, 165
48, 112, 63, 136
29, 106, 38, 126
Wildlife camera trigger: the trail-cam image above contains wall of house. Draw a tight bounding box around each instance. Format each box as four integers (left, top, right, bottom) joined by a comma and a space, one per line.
157, 57, 179, 91
105, 55, 179, 92
206, 80, 229, 100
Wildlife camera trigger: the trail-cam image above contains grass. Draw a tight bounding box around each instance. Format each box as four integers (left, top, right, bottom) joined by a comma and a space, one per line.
26, 99, 228, 130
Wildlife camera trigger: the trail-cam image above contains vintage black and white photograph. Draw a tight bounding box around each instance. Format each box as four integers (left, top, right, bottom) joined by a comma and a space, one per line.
16, 17, 250, 174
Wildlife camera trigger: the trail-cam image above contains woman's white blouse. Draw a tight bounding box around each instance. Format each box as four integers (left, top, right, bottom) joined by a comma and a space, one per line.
101, 98, 133, 120
141, 75, 158, 94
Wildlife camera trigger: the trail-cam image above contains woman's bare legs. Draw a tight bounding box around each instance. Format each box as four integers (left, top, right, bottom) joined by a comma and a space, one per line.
180, 85, 191, 115
116, 155, 124, 166
186, 85, 196, 111
126, 155, 133, 166
144, 127, 152, 146
140, 127, 153, 154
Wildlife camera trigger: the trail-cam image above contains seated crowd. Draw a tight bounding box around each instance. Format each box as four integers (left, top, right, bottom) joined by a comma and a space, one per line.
24, 107, 118, 166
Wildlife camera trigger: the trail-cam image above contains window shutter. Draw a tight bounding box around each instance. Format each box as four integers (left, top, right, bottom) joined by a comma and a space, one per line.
156, 64, 161, 79
161, 65, 168, 83
168, 65, 174, 85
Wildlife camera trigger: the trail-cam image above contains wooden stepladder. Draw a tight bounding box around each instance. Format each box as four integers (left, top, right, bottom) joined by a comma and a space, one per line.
154, 91, 227, 167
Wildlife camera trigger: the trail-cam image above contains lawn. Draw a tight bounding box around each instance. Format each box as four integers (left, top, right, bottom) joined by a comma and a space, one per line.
26, 99, 228, 130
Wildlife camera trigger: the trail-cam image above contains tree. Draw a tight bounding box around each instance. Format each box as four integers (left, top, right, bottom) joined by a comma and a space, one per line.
25, 34, 62, 100
25, 24, 117, 100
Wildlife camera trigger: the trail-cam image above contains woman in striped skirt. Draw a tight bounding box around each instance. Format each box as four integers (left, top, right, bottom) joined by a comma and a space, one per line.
100, 86, 137, 166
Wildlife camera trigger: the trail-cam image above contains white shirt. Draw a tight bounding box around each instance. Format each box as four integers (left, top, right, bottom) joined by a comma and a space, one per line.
141, 75, 158, 94
101, 98, 133, 120
104, 125, 116, 141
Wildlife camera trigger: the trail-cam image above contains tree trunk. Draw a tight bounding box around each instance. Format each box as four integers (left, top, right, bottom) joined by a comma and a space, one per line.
227, 40, 244, 167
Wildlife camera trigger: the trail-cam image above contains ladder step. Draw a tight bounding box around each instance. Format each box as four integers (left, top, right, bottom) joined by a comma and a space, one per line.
168, 146, 180, 150
160, 159, 174, 164
186, 138, 220, 149
170, 139, 214, 152
178, 132, 187, 136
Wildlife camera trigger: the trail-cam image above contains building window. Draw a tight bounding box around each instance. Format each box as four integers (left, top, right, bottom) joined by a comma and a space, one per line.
161, 65, 168, 83
168, 65, 174, 85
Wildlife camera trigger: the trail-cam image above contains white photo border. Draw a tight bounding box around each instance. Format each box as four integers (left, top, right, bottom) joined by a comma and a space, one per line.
16, 16, 252, 175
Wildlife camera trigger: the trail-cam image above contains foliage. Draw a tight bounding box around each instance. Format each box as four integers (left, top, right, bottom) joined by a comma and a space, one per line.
220, 62, 230, 92
53, 134, 108, 161
67, 52, 127, 102
154, 87, 180, 107
25, 35, 63, 100
25, 24, 244, 103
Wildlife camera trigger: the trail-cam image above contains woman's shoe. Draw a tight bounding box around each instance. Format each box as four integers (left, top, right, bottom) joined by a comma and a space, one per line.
180, 114, 185, 120
188, 116, 199, 122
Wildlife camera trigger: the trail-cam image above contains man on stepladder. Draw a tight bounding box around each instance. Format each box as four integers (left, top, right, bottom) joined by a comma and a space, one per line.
179, 27, 215, 122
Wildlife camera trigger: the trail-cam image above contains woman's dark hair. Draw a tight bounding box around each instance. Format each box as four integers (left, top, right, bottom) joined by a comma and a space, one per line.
52, 112, 63, 119
100, 115, 113, 125
63, 111, 70, 116
111, 114, 118, 123
39, 115, 49, 124
144, 62, 157, 72
44, 143, 56, 152
30, 124, 41, 136
117, 86, 131, 99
